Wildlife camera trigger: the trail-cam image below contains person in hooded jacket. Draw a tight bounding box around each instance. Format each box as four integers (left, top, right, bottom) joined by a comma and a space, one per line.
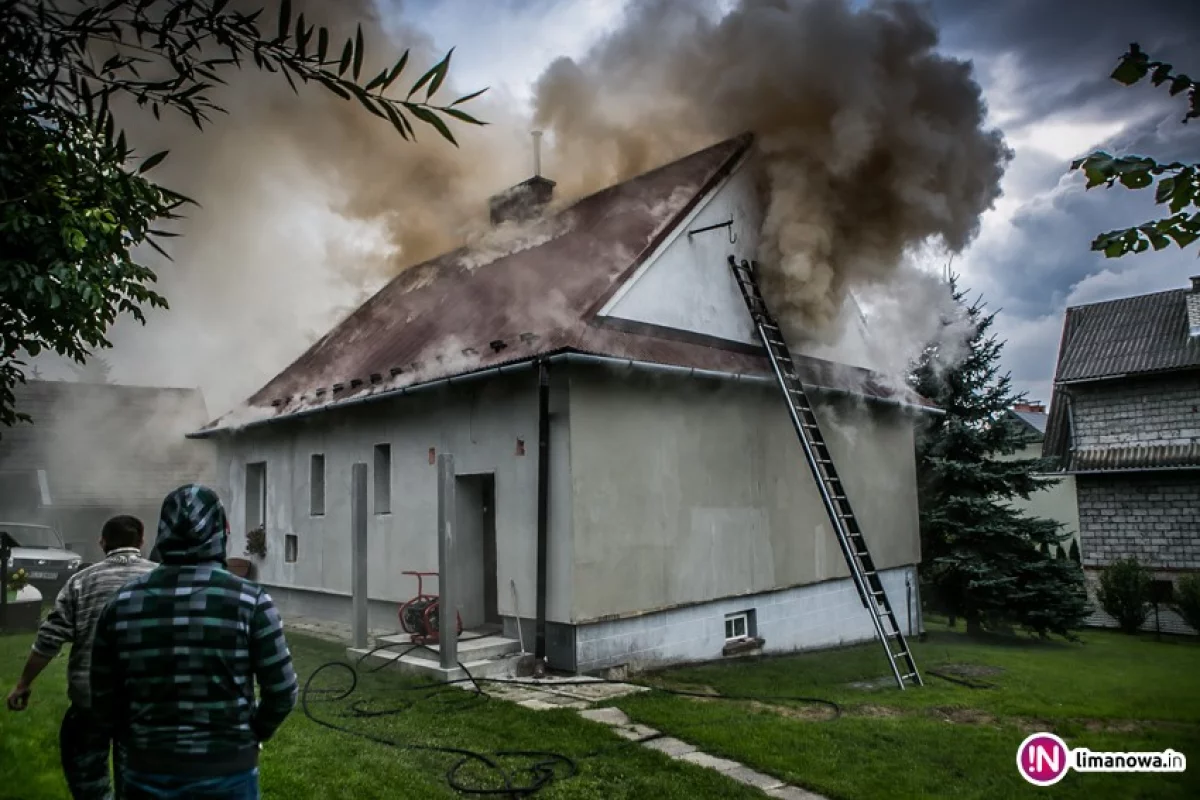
89, 484, 298, 799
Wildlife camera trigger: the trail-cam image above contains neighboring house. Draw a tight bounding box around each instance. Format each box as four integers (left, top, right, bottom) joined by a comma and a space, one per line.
190, 134, 937, 673
1044, 277, 1200, 635
997, 402, 1080, 555
0, 380, 217, 563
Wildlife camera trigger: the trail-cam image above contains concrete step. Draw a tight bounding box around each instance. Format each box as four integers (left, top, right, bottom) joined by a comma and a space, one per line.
375, 632, 522, 663
347, 646, 527, 683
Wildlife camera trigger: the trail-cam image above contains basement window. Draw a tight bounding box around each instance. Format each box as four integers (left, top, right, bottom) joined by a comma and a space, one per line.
724, 610, 755, 642
245, 462, 267, 529
374, 444, 392, 514
310, 454, 325, 517
284, 534, 298, 563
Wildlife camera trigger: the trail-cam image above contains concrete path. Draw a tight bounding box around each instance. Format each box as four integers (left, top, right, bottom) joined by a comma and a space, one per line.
576, 705, 827, 800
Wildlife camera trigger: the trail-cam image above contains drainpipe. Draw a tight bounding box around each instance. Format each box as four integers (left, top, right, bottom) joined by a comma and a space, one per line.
534, 360, 550, 663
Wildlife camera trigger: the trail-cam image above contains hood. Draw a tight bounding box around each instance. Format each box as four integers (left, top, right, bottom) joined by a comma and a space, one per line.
153, 484, 229, 567
10, 547, 79, 564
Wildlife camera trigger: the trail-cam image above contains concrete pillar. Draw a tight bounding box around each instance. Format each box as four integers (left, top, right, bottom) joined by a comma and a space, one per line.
437, 453, 458, 670
350, 463, 368, 650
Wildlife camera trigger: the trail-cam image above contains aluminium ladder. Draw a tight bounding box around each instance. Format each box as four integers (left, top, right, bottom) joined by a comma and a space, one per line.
728, 256, 922, 689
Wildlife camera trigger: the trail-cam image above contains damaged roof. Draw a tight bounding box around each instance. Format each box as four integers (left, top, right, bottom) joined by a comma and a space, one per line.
200, 133, 931, 435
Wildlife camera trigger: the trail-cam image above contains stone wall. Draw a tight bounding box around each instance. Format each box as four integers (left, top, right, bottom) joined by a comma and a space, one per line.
1069, 373, 1200, 449
1076, 473, 1200, 570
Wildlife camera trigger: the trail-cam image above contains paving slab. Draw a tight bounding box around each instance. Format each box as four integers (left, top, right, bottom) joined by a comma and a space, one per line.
766, 785, 827, 800
680, 751, 741, 772
579, 707, 631, 726
612, 724, 660, 741
642, 737, 698, 758
726, 765, 786, 790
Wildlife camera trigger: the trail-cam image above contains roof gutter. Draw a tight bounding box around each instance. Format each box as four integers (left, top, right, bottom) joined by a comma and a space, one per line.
188, 351, 940, 438
1068, 465, 1200, 476
1056, 364, 1200, 386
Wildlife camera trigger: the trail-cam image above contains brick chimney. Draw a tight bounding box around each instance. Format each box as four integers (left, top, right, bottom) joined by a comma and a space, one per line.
487, 130, 555, 225
1188, 275, 1200, 338
1013, 401, 1045, 414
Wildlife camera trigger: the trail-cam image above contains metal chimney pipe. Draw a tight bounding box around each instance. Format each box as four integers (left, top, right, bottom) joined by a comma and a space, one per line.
532, 130, 543, 177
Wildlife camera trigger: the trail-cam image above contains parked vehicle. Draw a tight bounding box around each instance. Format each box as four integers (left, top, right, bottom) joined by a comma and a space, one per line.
1, 522, 83, 600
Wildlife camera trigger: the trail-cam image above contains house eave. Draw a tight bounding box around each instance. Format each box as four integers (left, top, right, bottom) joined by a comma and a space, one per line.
188, 350, 940, 438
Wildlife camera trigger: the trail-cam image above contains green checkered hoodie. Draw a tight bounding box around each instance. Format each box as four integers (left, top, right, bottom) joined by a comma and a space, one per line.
90, 485, 298, 777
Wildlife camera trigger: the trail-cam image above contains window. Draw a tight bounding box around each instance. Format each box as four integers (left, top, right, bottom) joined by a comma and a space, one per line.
245, 462, 267, 528
724, 612, 748, 641
310, 454, 325, 516
284, 534, 298, 563
724, 610, 756, 642
373, 444, 392, 514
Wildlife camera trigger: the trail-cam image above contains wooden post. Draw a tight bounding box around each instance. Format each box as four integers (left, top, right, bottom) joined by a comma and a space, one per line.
351, 463, 368, 650
437, 454, 458, 670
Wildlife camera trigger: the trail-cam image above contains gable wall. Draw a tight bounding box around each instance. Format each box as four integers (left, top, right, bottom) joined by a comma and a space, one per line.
566, 364, 921, 623
1068, 372, 1200, 449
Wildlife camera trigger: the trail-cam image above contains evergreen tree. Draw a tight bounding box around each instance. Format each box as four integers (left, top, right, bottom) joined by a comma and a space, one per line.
910, 277, 1090, 638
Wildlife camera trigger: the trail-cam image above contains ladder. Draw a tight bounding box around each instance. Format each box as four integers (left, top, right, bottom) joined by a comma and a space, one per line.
728, 256, 922, 689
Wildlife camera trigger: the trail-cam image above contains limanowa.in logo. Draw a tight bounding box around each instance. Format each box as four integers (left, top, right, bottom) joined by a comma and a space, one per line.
1017, 732, 1187, 787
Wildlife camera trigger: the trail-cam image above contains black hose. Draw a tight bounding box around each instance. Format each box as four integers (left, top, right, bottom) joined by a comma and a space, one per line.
299, 640, 842, 797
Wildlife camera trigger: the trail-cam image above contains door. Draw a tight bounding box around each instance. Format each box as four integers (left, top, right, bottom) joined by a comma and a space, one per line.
454, 473, 499, 629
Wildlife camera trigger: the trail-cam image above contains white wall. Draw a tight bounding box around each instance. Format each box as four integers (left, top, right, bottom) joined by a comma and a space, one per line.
567, 366, 921, 624
575, 566, 918, 672
996, 440, 1080, 549
215, 370, 574, 627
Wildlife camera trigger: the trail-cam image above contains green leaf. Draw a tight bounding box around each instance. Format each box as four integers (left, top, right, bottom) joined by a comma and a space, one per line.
382, 50, 409, 91
353, 24, 364, 80
138, 150, 169, 174
408, 53, 446, 100
1112, 56, 1149, 85
1170, 75, 1191, 96
427, 47, 453, 100
407, 104, 457, 146
450, 87, 488, 107
1151, 64, 1172, 86
296, 14, 313, 57
442, 107, 485, 125
1155, 176, 1176, 204
365, 68, 391, 92
1117, 170, 1153, 189
339, 39, 353, 76
317, 27, 328, 62
278, 0, 291, 41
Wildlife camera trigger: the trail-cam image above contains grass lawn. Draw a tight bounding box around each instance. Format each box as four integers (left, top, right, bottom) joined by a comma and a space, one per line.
0, 630, 765, 800
613, 620, 1200, 799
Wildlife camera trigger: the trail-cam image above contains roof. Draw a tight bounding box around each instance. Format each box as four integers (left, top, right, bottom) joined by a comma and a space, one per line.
1043, 283, 1200, 466
0, 381, 216, 507
1069, 443, 1200, 473
1053, 288, 1200, 384
1008, 409, 1047, 438
201, 133, 933, 434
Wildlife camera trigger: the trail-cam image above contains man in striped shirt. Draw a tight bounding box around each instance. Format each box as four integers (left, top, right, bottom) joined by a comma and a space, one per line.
6, 515, 155, 799
90, 484, 298, 799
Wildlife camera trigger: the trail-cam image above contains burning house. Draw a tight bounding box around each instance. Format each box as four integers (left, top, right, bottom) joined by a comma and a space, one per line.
191, 134, 937, 673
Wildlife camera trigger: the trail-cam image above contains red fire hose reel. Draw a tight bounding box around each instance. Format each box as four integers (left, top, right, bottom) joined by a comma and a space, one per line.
398, 571, 462, 644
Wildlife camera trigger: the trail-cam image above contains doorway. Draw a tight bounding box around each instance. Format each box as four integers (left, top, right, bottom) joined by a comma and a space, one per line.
455, 473, 499, 629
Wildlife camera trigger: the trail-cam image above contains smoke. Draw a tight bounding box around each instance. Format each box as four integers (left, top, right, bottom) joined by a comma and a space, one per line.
71, 0, 532, 415
533, 0, 1011, 362
38, 0, 1009, 418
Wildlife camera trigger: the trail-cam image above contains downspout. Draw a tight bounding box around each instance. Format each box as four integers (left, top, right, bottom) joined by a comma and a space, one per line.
534, 360, 551, 663
1064, 388, 1078, 470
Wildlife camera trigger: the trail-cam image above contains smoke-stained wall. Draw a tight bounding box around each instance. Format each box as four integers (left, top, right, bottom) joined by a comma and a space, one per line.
566, 365, 921, 623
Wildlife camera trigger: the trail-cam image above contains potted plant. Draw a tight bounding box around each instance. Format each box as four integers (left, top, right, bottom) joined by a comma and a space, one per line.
245, 525, 267, 559
2, 568, 44, 633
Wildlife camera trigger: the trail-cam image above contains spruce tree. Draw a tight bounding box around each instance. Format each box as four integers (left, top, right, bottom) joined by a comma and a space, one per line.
910, 278, 1090, 638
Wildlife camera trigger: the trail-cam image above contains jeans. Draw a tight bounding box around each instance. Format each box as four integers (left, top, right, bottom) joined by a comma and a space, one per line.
120, 768, 260, 800
59, 704, 117, 800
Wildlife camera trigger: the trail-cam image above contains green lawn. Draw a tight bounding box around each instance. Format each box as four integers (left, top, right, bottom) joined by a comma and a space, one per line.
2, 624, 1198, 799
612, 621, 1200, 800
0, 631, 764, 800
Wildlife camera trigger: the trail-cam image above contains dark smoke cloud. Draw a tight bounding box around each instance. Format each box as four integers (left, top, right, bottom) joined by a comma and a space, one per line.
533, 0, 1011, 347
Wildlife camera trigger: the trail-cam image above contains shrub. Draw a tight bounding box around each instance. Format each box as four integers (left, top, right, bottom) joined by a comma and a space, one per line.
1097, 558, 1151, 634
1171, 575, 1200, 635
245, 525, 267, 558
